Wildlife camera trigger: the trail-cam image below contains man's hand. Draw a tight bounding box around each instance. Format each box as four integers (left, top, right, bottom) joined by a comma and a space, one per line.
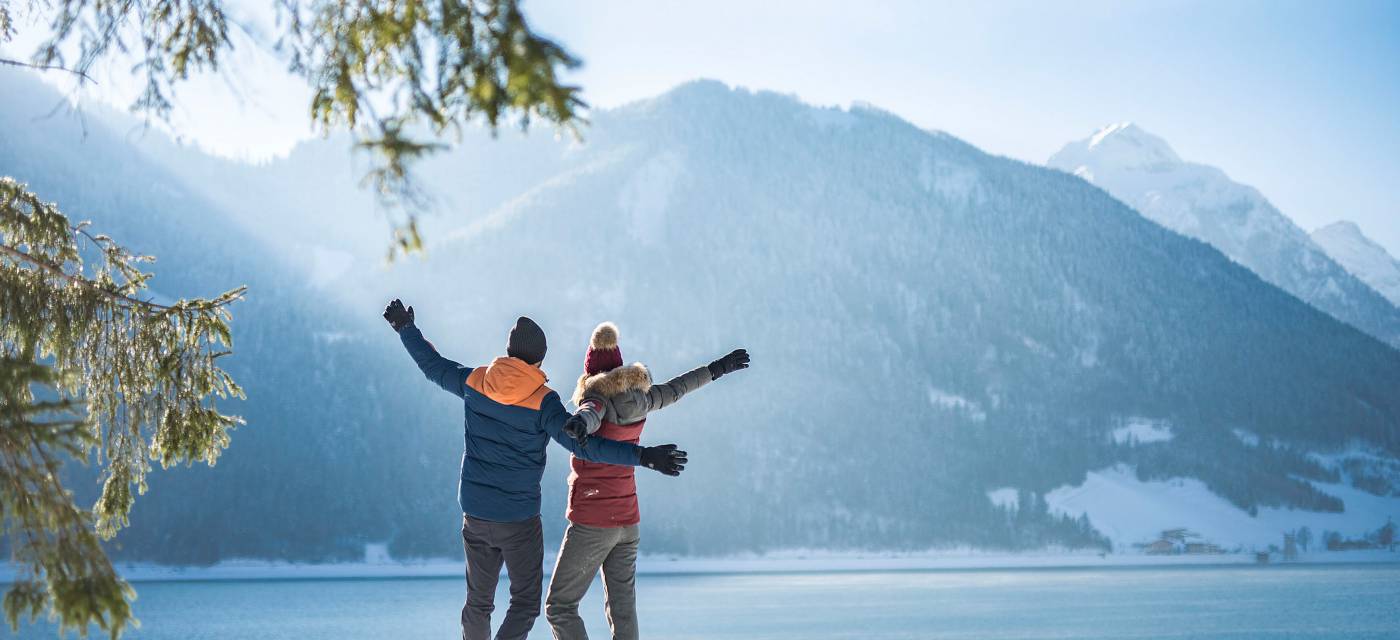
707, 348, 750, 381
563, 414, 590, 445
639, 444, 688, 476
383, 299, 415, 331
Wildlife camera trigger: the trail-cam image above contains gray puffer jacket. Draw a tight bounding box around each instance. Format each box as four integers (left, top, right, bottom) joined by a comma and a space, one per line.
572, 363, 711, 431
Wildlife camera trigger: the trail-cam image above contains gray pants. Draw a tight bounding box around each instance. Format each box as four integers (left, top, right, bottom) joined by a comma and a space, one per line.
545, 523, 641, 640
461, 514, 544, 640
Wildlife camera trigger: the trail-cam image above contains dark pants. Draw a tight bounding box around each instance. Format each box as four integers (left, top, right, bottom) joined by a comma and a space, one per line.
461, 514, 544, 640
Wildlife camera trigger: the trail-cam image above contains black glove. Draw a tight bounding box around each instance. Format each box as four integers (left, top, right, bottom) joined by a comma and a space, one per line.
707, 348, 750, 381
638, 444, 688, 476
383, 299, 414, 331
563, 414, 590, 445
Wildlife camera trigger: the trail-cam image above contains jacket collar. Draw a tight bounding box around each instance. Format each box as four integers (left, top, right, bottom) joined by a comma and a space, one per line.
572, 363, 651, 406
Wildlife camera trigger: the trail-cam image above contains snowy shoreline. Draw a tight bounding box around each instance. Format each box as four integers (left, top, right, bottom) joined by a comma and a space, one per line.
5, 549, 1395, 584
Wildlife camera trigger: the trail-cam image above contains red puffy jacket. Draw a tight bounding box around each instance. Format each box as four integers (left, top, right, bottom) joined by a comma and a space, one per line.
567, 363, 711, 528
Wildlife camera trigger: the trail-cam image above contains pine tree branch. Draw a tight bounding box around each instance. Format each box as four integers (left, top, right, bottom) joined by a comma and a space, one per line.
0, 58, 96, 84
0, 244, 244, 311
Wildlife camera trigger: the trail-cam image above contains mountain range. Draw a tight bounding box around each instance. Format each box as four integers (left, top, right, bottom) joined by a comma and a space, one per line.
3, 71, 1399, 560
1048, 122, 1400, 348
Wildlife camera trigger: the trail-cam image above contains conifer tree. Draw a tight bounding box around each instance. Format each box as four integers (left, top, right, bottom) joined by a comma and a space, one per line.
1, 177, 245, 638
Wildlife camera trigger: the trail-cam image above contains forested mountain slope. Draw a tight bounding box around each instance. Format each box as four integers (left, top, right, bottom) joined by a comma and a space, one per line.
4, 73, 1398, 558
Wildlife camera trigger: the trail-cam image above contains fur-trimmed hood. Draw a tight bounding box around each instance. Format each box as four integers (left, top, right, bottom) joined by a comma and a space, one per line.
572, 362, 651, 406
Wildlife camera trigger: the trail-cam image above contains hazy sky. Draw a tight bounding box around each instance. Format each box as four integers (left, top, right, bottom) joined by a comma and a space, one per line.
7, 0, 1399, 252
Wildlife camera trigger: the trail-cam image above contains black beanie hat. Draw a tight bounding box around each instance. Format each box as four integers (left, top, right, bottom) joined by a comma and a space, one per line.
507, 316, 547, 364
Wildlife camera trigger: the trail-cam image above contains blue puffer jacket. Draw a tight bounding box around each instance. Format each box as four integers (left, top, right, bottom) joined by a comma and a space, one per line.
398, 324, 642, 522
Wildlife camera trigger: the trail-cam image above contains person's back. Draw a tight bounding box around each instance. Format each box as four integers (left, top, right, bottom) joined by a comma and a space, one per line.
459, 356, 573, 521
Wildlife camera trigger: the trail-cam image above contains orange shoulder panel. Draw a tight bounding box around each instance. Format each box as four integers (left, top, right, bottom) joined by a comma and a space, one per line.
466, 367, 487, 395
517, 385, 553, 411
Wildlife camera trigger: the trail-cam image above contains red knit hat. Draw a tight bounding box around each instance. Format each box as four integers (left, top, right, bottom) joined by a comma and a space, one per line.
584, 322, 623, 375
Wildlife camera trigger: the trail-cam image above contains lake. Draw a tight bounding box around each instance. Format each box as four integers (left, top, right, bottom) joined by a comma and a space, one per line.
10, 564, 1400, 638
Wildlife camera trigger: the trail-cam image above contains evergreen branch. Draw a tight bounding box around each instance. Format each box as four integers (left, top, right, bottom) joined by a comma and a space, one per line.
0, 57, 96, 84
0, 243, 245, 312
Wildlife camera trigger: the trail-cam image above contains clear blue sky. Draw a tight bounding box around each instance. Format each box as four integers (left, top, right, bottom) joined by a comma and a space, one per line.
10, 0, 1398, 252
524, 0, 1400, 253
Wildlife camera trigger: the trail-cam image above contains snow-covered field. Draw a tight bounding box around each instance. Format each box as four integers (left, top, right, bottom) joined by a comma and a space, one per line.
1045, 464, 1400, 551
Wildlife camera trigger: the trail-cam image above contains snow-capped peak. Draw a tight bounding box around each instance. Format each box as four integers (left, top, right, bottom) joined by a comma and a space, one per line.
1048, 125, 1400, 347
1049, 122, 1182, 178
1088, 121, 1136, 147
1315, 220, 1365, 242
1312, 221, 1400, 308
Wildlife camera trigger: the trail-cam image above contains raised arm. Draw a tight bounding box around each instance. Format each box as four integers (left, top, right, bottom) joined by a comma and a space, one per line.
384, 299, 470, 398
645, 348, 750, 413
644, 365, 711, 412
544, 395, 689, 475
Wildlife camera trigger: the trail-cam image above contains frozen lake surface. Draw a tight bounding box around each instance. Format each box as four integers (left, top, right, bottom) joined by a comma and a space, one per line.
12, 563, 1400, 639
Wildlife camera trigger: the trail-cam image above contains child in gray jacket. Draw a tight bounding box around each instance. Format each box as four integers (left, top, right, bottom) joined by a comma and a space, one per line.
548, 322, 748, 640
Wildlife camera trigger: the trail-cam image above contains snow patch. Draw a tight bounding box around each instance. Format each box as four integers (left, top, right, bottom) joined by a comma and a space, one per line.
1308, 446, 1400, 496
363, 543, 391, 564
312, 331, 355, 344
987, 487, 1019, 511
1089, 122, 1133, 148
1020, 335, 1052, 357
1111, 418, 1173, 445
927, 387, 986, 422
1046, 464, 1400, 551
1233, 428, 1261, 447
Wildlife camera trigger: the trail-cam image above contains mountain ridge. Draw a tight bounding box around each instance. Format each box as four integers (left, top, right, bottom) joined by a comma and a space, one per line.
1313, 220, 1400, 308
1049, 123, 1400, 348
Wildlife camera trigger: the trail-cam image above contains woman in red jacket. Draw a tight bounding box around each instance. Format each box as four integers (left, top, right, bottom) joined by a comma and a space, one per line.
546, 322, 748, 640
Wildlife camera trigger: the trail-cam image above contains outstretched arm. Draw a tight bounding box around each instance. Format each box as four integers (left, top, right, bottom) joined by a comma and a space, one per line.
385, 299, 470, 398
542, 395, 639, 465
553, 397, 687, 475
645, 348, 750, 413
644, 365, 712, 412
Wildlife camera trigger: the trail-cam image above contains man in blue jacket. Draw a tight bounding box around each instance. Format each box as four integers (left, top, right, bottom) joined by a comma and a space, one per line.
383, 300, 687, 640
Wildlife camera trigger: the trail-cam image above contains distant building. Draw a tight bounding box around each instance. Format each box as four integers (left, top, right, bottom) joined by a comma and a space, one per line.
1185, 542, 1223, 555
1145, 540, 1177, 555
1283, 533, 1298, 561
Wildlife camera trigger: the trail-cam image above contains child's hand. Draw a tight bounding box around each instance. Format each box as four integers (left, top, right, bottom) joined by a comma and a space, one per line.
707, 348, 750, 381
